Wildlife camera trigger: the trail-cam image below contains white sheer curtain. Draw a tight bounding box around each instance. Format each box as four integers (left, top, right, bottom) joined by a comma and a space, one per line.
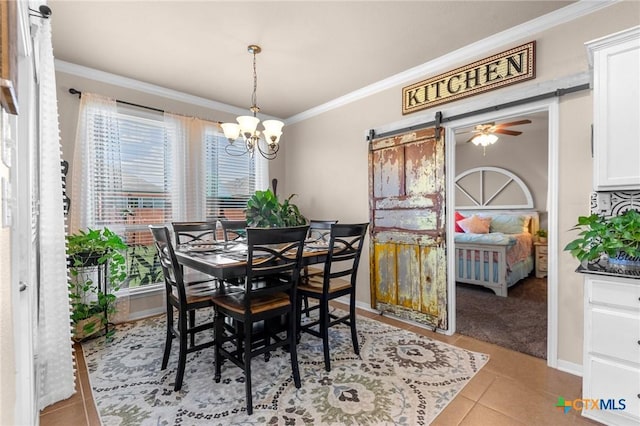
36, 19, 75, 409
164, 112, 192, 221
69, 93, 122, 234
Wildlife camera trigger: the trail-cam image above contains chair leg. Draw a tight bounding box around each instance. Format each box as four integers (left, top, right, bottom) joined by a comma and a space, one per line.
243, 320, 253, 415
214, 310, 223, 383
349, 296, 359, 355
303, 294, 310, 317
289, 308, 301, 388
174, 311, 188, 391
161, 307, 174, 370
321, 299, 331, 372
189, 310, 196, 347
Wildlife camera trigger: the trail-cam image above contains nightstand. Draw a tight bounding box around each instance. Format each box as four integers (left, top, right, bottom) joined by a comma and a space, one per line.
534, 241, 548, 278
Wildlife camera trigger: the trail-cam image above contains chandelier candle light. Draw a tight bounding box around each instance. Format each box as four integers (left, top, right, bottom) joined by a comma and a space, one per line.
221, 45, 283, 160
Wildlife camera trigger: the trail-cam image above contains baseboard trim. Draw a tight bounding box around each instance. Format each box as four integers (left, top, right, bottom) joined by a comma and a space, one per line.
556, 359, 583, 377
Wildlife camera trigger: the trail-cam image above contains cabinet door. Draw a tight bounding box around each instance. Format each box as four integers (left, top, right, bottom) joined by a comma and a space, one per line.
590, 27, 640, 190
583, 357, 640, 425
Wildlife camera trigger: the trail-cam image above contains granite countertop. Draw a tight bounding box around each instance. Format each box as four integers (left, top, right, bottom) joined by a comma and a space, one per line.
576, 263, 640, 280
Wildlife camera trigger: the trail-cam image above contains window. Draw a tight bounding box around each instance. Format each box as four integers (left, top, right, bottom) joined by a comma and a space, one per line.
71, 94, 267, 288
204, 132, 256, 221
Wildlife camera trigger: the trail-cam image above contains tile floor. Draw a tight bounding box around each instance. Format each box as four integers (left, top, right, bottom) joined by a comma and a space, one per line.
40, 305, 600, 425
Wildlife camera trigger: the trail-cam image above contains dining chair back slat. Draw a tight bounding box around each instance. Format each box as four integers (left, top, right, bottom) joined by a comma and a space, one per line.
172, 221, 218, 246
307, 219, 338, 242
220, 219, 247, 241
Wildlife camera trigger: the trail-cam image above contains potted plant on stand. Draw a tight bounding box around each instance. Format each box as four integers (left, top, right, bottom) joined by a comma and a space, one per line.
564, 209, 640, 270
67, 227, 128, 340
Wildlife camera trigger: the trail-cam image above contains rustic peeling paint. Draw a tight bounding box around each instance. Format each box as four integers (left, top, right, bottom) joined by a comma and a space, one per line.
369, 128, 448, 330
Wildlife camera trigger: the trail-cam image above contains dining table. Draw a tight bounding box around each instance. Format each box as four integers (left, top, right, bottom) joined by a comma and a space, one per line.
174, 239, 331, 281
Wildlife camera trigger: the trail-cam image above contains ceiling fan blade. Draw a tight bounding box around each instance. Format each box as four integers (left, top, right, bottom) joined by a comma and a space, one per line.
496, 119, 532, 128
494, 129, 522, 136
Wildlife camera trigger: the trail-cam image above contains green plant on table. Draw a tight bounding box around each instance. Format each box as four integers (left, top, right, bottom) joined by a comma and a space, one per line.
67, 227, 128, 340
564, 209, 640, 263
245, 189, 307, 228
535, 229, 548, 238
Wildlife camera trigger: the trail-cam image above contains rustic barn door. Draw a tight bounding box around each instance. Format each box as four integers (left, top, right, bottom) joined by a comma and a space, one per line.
368, 127, 447, 330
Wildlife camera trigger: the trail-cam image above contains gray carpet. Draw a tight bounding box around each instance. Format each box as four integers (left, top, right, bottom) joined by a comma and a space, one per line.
455, 277, 547, 359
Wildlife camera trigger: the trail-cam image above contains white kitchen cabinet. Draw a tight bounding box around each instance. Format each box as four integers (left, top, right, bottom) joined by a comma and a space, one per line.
583, 274, 640, 425
586, 26, 640, 191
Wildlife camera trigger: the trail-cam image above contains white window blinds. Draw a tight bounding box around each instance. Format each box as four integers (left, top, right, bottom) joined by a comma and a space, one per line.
204, 131, 256, 221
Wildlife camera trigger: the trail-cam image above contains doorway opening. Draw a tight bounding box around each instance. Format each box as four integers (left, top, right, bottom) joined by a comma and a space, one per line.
445, 99, 558, 366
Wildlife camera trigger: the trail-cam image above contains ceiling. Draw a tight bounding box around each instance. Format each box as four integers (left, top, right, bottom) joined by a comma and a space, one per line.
49, 1, 574, 120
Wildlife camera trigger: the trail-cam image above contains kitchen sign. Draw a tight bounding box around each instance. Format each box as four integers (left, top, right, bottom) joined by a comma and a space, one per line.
402, 41, 535, 115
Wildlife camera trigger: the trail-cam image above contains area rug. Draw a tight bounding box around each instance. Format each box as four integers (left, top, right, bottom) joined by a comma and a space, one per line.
456, 278, 547, 359
82, 310, 488, 425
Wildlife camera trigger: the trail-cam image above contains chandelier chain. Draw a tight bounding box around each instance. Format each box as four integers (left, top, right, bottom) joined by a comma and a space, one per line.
251, 50, 258, 115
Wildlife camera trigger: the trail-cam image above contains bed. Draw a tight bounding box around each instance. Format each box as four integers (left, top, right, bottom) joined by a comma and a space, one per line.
454, 166, 538, 297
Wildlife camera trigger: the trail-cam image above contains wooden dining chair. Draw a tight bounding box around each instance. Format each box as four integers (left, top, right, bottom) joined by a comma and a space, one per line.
219, 219, 247, 242
171, 221, 223, 346
212, 225, 308, 414
149, 225, 240, 391
297, 223, 369, 372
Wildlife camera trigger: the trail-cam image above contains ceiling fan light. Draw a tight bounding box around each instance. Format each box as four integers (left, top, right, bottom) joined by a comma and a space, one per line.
472, 133, 499, 146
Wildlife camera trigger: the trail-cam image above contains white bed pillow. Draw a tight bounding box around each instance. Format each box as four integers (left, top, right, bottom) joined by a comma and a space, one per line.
489, 214, 531, 234
457, 215, 491, 234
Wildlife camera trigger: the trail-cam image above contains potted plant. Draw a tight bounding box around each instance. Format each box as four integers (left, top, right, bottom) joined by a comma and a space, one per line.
535, 229, 548, 243
564, 209, 640, 268
245, 189, 307, 228
67, 227, 128, 340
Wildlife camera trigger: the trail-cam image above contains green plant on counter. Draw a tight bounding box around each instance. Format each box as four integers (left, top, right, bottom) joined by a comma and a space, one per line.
245, 189, 307, 228
564, 209, 640, 263
67, 227, 128, 340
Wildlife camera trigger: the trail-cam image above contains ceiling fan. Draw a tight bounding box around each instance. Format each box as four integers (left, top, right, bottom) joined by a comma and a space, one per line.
459, 119, 532, 155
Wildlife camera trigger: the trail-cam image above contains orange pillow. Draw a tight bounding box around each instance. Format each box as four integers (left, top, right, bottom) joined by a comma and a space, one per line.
458, 214, 491, 234
454, 211, 465, 233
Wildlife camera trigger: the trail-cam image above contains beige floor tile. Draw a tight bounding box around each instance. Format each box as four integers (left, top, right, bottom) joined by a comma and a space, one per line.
450, 335, 511, 358
432, 395, 476, 425
40, 385, 83, 415
39, 400, 88, 426
480, 346, 582, 398
459, 369, 498, 402
477, 375, 586, 425
460, 403, 526, 425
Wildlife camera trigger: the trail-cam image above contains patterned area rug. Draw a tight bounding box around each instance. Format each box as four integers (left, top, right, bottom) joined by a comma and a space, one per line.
82, 311, 488, 425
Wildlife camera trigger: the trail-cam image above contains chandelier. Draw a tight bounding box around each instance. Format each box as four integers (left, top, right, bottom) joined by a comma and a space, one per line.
221, 45, 283, 160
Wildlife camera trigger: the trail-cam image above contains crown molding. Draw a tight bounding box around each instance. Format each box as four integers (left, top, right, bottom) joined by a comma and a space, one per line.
54, 59, 282, 120
285, 0, 617, 125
